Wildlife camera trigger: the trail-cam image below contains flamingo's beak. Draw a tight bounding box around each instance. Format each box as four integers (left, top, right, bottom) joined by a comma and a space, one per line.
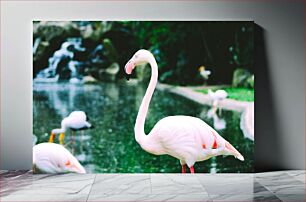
124, 60, 134, 81
125, 72, 131, 81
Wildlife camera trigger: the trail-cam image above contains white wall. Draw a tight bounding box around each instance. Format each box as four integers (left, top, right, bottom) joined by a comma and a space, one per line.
1, 1, 304, 170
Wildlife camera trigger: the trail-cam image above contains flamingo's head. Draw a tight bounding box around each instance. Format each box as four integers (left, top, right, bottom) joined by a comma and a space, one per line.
125, 49, 152, 78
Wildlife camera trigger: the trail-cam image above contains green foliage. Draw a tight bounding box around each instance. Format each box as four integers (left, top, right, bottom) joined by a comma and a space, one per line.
197, 87, 254, 102
232, 68, 254, 88
33, 21, 254, 85
119, 21, 254, 85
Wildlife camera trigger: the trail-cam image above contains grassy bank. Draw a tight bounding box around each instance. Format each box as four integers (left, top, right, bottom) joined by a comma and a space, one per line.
196, 87, 254, 102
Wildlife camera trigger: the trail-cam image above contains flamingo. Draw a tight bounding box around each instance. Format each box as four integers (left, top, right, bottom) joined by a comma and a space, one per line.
49, 111, 92, 145
33, 142, 86, 174
208, 89, 228, 114
125, 49, 244, 173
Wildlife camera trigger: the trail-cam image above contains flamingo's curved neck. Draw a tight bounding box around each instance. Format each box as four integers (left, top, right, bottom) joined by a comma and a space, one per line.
53, 120, 68, 134
53, 128, 66, 134
134, 55, 158, 145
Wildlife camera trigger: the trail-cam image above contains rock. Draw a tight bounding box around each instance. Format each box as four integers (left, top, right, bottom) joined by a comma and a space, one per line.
80, 22, 113, 42
98, 62, 120, 81
33, 41, 50, 75
105, 63, 119, 75
81, 24, 95, 40
69, 77, 83, 84
247, 74, 254, 88
232, 68, 253, 88
33, 21, 80, 77
34, 21, 80, 42
83, 75, 98, 84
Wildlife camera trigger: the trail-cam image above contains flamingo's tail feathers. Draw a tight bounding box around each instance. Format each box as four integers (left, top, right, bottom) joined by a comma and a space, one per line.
225, 142, 244, 161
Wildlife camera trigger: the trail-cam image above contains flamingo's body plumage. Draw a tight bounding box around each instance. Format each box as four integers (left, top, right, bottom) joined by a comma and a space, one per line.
60, 111, 92, 131
49, 111, 92, 144
125, 49, 244, 173
33, 143, 86, 174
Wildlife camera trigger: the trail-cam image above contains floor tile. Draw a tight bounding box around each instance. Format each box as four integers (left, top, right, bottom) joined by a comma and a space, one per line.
1, 173, 95, 196
253, 194, 282, 202
88, 194, 211, 202
256, 173, 305, 195
266, 184, 305, 195
90, 174, 151, 195
276, 194, 306, 202
254, 181, 270, 194
197, 174, 254, 195
0, 194, 88, 202
287, 170, 305, 183
150, 174, 207, 195
1, 172, 52, 196
0, 170, 8, 175
210, 194, 281, 202
210, 194, 254, 201
1, 170, 306, 202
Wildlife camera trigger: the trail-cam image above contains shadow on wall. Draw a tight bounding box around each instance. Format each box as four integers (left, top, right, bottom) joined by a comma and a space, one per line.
255, 24, 284, 172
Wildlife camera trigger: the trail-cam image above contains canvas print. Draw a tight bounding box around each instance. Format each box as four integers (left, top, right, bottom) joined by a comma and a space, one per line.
33, 21, 254, 174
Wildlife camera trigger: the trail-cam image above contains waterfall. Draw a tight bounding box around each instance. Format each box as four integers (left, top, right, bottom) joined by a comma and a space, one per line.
34, 38, 85, 83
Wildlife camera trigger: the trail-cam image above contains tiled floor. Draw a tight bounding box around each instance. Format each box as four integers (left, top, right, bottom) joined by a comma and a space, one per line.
0, 170, 305, 202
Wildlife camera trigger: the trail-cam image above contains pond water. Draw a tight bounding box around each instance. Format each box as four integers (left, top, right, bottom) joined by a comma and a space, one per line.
33, 82, 254, 173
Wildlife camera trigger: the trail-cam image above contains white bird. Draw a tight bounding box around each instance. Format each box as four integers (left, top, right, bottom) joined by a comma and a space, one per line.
125, 49, 244, 173
198, 66, 211, 80
33, 142, 86, 174
208, 89, 228, 114
49, 111, 92, 145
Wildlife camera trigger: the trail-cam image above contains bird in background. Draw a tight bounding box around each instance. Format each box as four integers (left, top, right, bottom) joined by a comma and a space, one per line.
33, 142, 86, 174
49, 111, 93, 145
208, 89, 228, 115
198, 65, 211, 81
125, 49, 244, 173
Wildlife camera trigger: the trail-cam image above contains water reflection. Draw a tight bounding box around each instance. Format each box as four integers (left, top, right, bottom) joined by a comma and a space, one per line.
33, 82, 254, 173
206, 108, 227, 131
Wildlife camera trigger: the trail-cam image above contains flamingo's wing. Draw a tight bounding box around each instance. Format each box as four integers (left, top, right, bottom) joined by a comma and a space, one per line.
151, 116, 210, 164
66, 111, 88, 129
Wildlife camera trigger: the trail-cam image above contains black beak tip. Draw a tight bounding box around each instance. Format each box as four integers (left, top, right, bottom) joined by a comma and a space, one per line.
125, 74, 130, 81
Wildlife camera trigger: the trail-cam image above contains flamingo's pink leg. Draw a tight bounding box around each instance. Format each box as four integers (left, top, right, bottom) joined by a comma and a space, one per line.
190, 166, 195, 174
182, 165, 186, 173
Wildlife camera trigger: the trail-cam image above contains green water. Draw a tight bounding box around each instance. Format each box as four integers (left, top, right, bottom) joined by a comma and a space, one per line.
33, 82, 254, 173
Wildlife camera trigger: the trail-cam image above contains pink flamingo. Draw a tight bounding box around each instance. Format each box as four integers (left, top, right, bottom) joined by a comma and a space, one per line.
33, 143, 86, 174
125, 49, 244, 173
